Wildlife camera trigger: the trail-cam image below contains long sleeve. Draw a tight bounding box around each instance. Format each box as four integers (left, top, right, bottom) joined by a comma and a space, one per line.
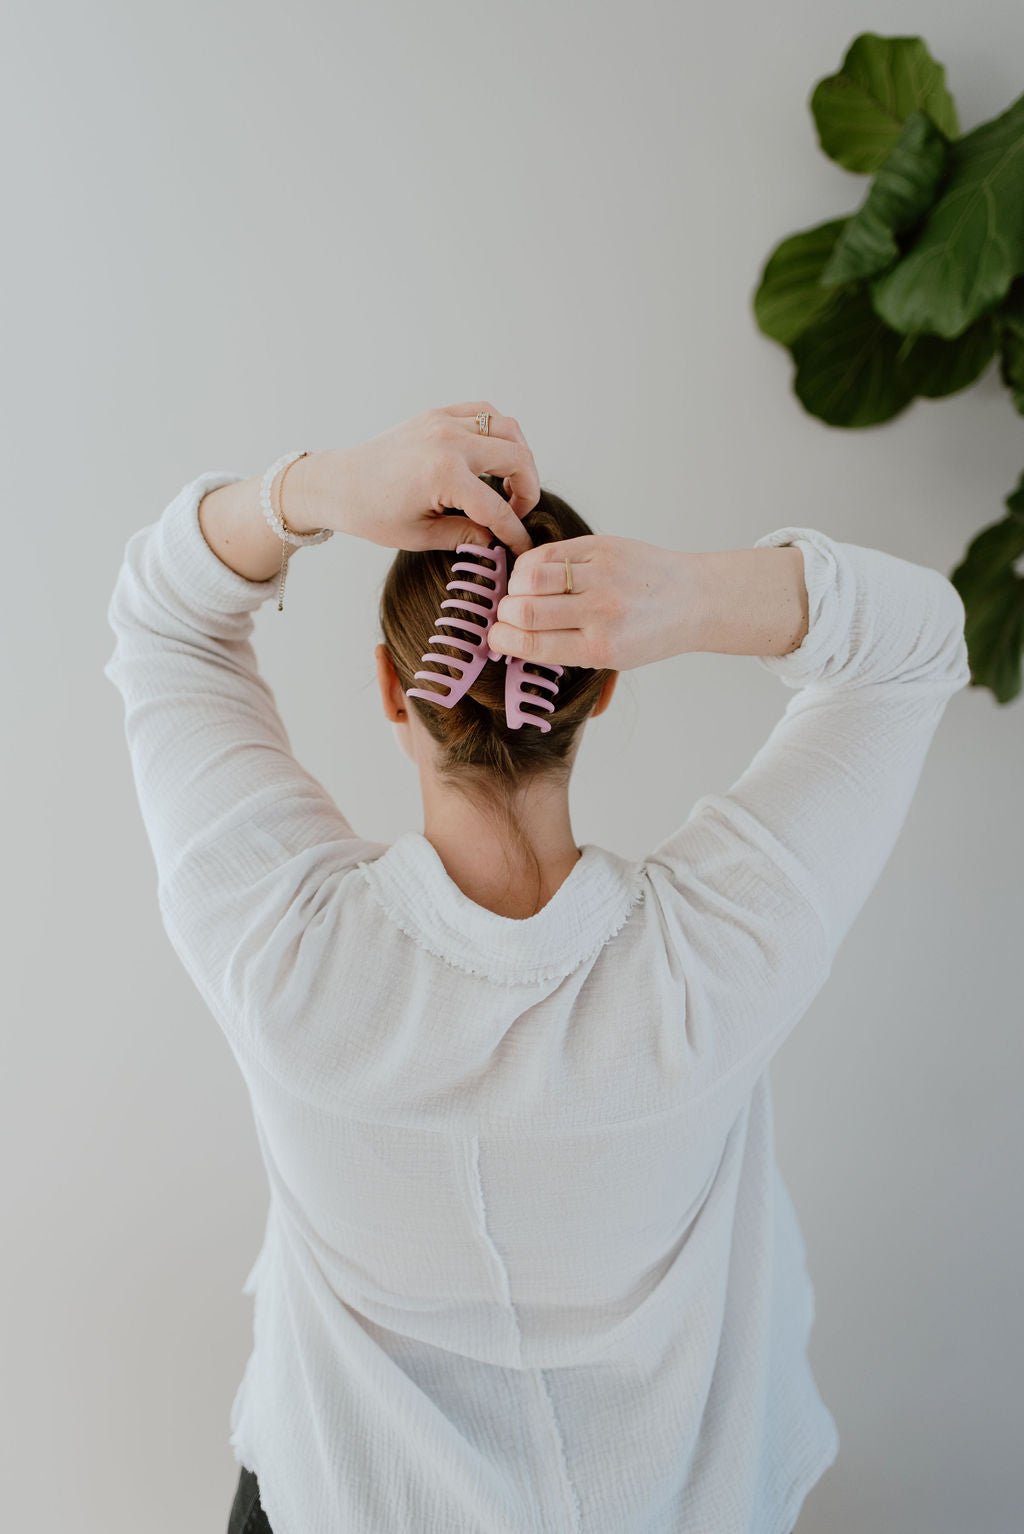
644, 525, 971, 1080
103, 471, 385, 1044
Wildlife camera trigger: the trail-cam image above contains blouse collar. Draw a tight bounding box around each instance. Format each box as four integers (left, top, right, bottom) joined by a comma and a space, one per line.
357, 831, 647, 987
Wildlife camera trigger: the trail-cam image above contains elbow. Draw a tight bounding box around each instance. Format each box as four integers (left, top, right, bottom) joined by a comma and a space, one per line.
936, 573, 971, 689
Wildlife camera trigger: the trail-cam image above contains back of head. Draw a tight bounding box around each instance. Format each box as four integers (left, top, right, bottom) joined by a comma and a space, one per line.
378, 475, 616, 851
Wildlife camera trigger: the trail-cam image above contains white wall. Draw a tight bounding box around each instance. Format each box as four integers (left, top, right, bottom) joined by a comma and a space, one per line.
2, 2, 1021, 1529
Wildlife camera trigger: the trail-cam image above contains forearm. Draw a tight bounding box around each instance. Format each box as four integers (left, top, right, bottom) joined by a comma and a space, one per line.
197, 450, 345, 583
690, 546, 809, 657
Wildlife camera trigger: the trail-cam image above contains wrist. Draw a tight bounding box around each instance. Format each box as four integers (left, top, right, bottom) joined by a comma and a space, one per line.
668, 549, 710, 657
281, 451, 325, 534
284, 447, 355, 536
687, 546, 809, 657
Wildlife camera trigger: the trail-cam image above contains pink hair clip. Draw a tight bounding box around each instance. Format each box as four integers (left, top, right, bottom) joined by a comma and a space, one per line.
405, 541, 565, 732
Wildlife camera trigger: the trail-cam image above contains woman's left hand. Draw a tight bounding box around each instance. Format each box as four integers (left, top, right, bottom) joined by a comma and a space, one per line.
294, 402, 539, 556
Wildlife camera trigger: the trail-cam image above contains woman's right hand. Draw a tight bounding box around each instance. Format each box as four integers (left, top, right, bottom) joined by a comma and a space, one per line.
487, 535, 704, 672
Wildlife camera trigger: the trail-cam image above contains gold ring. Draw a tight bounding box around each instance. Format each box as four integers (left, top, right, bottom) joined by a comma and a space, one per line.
476, 411, 490, 435
564, 558, 573, 594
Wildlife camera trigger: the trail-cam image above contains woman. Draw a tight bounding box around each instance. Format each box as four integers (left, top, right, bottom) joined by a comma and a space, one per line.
104, 402, 970, 1534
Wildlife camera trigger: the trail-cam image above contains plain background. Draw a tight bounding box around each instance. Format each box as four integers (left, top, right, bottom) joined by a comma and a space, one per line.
2, 2, 1021, 1530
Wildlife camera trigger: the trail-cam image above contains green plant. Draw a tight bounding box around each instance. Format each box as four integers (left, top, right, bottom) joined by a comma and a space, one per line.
753, 32, 1024, 703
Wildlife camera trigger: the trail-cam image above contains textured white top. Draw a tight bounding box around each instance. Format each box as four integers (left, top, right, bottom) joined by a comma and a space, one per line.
104, 472, 971, 1534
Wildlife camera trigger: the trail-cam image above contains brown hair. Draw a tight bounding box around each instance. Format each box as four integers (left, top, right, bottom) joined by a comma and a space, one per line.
377, 474, 616, 878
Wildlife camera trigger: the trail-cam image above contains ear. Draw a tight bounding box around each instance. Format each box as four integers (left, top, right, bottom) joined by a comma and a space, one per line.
375, 644, 408, 723
590, 670, 619, 718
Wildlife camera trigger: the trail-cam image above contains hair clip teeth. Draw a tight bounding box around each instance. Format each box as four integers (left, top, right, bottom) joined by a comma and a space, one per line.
405, 542, 509, 709
505, 657, 565, 732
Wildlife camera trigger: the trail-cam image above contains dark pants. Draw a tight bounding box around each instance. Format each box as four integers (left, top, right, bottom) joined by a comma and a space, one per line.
227, 1463, 273, 1534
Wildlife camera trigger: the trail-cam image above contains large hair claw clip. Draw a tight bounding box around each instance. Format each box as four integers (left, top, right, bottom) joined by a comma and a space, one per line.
405, 541, 565, 733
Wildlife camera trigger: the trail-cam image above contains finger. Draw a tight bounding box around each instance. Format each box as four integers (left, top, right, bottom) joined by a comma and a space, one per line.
442, 402, 520, 439
506, 536, 599, 594
495, 591, 587, 630
436, 400, 501, 420
451, 463, 534, 555
450, 407, 529, 454
440, 403, 541, 514
421, 515, 493, 551
463, 436, 540, 513
486, 622, 591, 668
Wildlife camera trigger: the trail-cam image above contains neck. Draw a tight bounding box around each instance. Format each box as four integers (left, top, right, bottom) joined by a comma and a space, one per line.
419, 772, 581, 918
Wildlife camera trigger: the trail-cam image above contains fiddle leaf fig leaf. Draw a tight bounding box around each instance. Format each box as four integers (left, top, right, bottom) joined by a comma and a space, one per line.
752, 219, 850, 346
790, 285, 916, 427
870, 90, 1024, 339
820, 112, 949, 286
811, 33, 959, 175
893, 314, 998, 398
756, 33, 1024, 702
997, 277, 1024, 414
949, 473, 1024, 702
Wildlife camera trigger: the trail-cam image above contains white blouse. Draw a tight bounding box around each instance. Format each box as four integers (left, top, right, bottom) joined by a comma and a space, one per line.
104, 472, 971, 1534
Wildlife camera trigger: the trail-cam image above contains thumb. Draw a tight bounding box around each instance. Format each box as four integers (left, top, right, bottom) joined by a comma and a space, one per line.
433, 517, 494, 550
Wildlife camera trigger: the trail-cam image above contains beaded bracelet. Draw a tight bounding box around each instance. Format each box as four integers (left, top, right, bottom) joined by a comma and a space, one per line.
260, 450, 334, 611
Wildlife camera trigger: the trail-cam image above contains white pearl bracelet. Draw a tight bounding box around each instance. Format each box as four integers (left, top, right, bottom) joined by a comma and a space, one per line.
260, 450, 334, 611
